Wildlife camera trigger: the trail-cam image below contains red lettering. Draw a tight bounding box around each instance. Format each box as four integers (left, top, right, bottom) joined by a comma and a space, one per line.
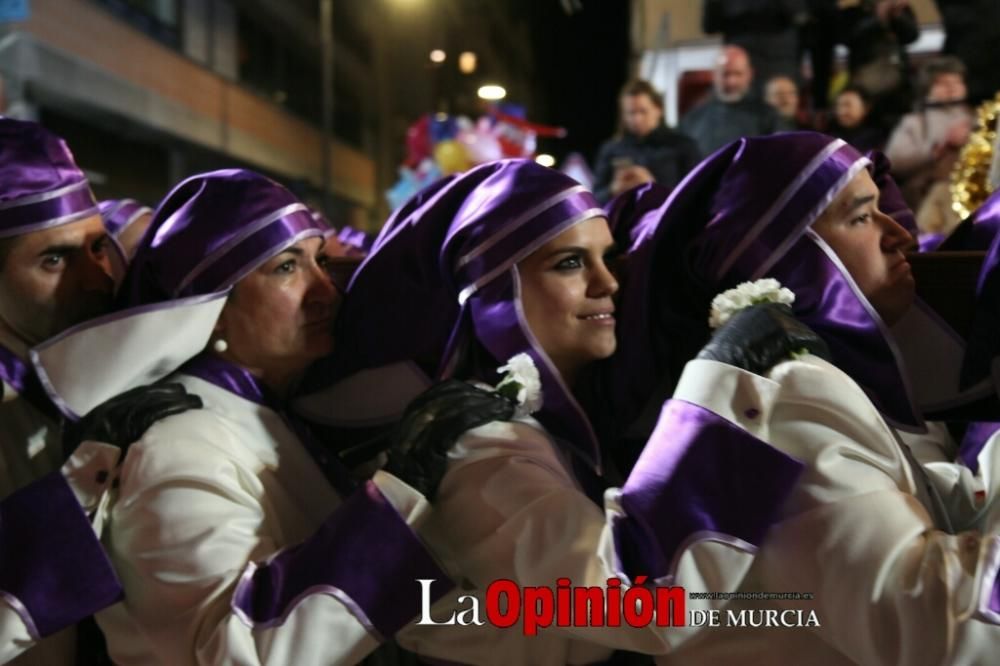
485, 579, 520, 628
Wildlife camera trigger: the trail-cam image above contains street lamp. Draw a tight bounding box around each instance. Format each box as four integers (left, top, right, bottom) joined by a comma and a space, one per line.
429, 49, 446, 63
477, 84, 506, 101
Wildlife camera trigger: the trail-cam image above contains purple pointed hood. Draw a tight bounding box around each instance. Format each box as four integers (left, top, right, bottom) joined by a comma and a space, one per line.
0, 117, 99, 237
312, 159, 608, 471
33, 169, 327, 419
608, 132, 929, 432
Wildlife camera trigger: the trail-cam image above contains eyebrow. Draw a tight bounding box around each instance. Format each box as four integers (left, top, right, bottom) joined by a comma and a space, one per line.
844, 194, 876, 214
37, 243, 80, 257
543, 243, 618, 260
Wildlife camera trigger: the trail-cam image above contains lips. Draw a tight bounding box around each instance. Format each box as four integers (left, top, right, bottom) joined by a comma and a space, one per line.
578, 311, 615, 324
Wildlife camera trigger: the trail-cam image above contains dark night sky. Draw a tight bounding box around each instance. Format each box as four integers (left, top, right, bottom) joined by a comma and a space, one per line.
520, 0, 632, 165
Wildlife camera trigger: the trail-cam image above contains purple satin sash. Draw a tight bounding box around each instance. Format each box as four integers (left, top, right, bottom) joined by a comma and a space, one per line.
0, 344, 60, 422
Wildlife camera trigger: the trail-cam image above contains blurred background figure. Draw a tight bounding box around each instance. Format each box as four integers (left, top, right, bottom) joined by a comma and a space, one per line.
764, 75, 808, 129
837, 0, 919, 131
592, 79, 699, 203
828, 85, 886, 152
701, 0, 809, 97
679, 45, 790, 157
885, 55, 973, 235
934, 0, 1000, 105
800, 0, 839, 110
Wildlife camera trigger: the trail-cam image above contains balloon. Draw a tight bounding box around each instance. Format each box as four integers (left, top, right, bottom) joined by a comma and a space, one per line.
433, 139, 471, 175
404, 115, 432, 168
429, 114, 459, 143
458, 123, 503, 164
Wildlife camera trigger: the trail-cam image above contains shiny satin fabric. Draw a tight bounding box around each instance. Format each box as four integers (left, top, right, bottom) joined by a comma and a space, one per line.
607, 132, 927, 434
0, 117, 99, 237
314, 159, 607, 472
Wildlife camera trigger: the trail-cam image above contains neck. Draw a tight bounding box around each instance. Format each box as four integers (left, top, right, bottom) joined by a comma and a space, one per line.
212, 351, 299, 401
0, 319, 31, 360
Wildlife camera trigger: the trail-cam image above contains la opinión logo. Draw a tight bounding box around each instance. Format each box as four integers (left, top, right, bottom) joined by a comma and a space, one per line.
417, 577, 685, 636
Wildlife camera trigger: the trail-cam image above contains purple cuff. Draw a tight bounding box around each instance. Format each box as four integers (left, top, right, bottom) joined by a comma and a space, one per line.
232, 480, 451, 639
615, 399, 804, 581
960, 422, 1000, 474
0, 472, 123, 638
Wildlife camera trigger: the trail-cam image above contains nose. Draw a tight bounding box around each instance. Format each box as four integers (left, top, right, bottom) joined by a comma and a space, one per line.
81, 244, 114, 294
877, 211, 915, 253
305, 260, 339, 310
589, 258, 620, 298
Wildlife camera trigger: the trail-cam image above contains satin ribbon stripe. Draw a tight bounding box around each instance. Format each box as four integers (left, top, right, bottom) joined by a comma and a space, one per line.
231, 480, 452, 638
0, 180, 98, 238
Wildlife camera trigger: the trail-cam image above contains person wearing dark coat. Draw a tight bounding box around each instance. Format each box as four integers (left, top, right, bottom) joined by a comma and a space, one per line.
679, 46, 792, 158
592, 79, 701, 204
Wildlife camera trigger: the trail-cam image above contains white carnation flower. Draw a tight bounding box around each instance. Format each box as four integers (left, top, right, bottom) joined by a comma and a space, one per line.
496, 352, 543, 416
708, 278, 795, 329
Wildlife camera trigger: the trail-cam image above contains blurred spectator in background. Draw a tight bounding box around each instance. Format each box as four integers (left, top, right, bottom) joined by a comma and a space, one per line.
885, 55, 973, 235
680, 46, 791, 157
764, 75, 810, 129
934, 0, 1000, 105
702, 0, 809, 96
838, 0, 919, 131
800, 0, 839, 109
592, 79, 700, 203
828, 85, 886, 152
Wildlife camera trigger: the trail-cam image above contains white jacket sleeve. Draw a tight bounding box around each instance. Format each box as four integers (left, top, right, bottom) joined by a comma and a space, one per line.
103, 414, 449, 666
408, 380, 802, 660
679, 355, 1000, 666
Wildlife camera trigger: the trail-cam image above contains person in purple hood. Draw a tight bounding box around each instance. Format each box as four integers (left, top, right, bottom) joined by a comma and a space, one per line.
0, 117, 128, 665
32, 169, 452, 665
605, 131, 1000, 664
298, 159, 808, 663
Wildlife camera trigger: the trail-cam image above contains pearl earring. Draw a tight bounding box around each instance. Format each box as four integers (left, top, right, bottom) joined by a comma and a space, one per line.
213, 338, 228, 353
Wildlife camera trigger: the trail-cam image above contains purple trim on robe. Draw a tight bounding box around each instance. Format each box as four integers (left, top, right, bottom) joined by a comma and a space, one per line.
180, 353, 275, 407
0, 344, 60, 422
615, 399, 804, 581
961, 217, 1000, 390
960, 422, 1000, 473
469, 274, 602, 471
0, 472, 122, 637
769, 235, 924, 430
231, 480, 451, 638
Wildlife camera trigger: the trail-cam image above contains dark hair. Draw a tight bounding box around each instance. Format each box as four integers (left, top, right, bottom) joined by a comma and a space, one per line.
838, 84, 871, 107
620, 79, 665, 112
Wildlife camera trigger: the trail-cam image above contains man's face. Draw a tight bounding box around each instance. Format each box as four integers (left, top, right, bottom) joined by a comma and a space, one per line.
765, 78, 799, 119
0, 214, 113, 345
715, 50, 753, 102
621, 93, 663, 137
812, 170, 916, 325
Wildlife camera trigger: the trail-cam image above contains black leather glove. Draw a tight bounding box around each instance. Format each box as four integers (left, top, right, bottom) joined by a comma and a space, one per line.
63, 383, 202, 459
697, 303, 831, 375
385, 380, 515, 500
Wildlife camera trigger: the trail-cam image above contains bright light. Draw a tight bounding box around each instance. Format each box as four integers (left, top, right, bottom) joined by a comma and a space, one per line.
429, 49, 446, 63
458, 51, 477, 74
477, 84, 506, 101
535, 154, 556, 168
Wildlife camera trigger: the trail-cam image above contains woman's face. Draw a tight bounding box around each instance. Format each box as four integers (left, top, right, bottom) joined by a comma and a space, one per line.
214, 236, 338, 392
812, 170, 915, 325
835, 91, 866, 129
518, 217, 619, 384
621, 93, 663, 138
